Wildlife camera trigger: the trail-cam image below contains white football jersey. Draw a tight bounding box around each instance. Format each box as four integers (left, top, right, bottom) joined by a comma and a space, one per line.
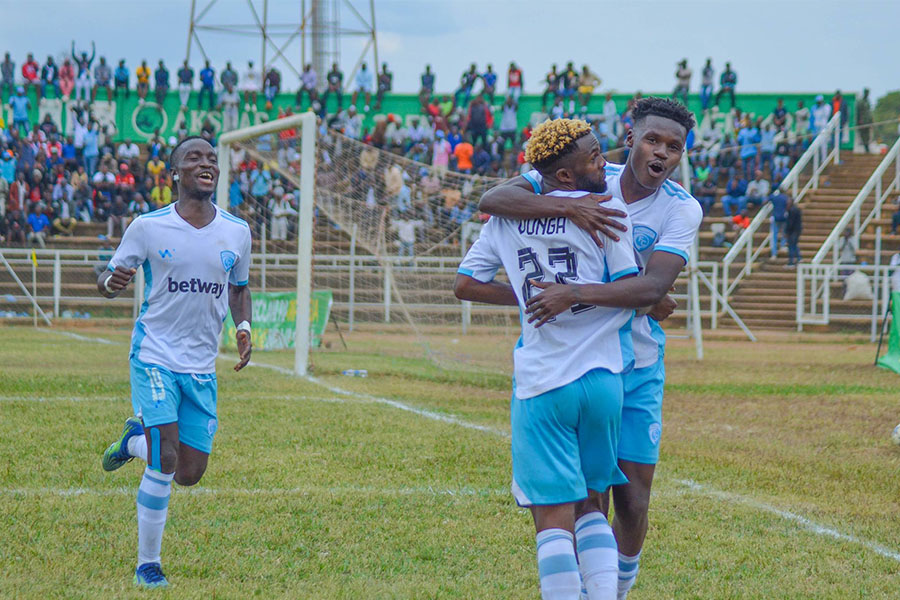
459, 190, 638, 400
108, 204, 252, 374
524, 165, 702, 369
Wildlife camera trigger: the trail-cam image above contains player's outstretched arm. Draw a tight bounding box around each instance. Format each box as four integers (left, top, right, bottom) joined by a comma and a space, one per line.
478, 176, 627, 247
454, 274, 518, 306
97, 266, 136, 299
525, 252, 687, 327
229, 284, 252, 372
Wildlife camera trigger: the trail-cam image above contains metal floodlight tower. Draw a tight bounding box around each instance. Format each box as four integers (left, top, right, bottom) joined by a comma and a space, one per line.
185, 0, 378, 89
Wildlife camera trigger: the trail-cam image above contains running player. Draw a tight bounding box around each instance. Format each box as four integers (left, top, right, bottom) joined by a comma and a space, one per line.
97, 136, 253, 589
479, 97, 701, 599
455, 118, 638, 600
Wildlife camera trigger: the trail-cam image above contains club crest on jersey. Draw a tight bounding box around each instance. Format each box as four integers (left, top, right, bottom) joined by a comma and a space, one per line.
633, 225, 658, 252
220, 250, 236, 272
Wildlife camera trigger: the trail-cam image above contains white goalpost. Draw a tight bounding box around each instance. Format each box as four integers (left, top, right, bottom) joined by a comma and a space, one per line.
217, 112, 317, 376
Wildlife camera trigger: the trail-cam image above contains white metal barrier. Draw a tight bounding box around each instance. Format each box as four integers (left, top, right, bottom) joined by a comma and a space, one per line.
796, 263, 896, 341
720, 112, 842, 306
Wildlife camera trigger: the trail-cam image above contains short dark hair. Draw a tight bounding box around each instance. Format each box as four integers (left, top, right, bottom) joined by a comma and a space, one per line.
632, 97, 695, 133
170, 135, 211, 168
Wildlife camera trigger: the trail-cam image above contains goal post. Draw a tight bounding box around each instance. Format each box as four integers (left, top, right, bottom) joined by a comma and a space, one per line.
217, 112, 317, 375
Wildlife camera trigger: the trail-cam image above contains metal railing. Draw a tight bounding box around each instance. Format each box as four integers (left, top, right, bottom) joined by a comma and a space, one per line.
793, 137, 900, 333
720, 112, 842, 305
796, 263, 896, 341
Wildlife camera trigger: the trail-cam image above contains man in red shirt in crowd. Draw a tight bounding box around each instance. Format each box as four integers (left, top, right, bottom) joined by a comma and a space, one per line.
115, 163, 136, 198
507, 62, 523, 102
21, 53, 40, 95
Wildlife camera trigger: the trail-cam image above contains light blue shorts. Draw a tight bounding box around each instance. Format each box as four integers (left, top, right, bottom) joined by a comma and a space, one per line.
129, 357, 218, 454
618, 358, 666, 465
511, 368, 628, 507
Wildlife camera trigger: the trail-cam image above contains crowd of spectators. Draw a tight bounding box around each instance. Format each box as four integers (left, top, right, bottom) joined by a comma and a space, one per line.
0, 47, 862, 257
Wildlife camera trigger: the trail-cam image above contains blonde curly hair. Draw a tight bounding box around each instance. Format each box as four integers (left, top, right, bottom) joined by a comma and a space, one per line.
524, 118, 592, 171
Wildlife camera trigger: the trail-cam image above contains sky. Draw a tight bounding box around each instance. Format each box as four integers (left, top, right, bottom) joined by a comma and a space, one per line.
1, 0, 897, 101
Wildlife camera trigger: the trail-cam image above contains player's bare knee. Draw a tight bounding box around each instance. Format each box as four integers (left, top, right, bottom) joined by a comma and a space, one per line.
158, 445, 179, 474
174, 468, 204, 487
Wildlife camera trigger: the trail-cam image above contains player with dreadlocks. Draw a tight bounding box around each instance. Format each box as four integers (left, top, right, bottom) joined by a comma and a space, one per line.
456, 118, 639, 599
97, 135, 253, 588
479, 97, 702, 599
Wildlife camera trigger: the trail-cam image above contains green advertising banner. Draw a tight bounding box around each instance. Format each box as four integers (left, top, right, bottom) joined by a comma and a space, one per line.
877, 292, 900, 375
1, 89, 856, 148
222, 290, 332, 352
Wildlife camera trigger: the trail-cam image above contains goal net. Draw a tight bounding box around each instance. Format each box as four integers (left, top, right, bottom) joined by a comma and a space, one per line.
217, 113, 520, 375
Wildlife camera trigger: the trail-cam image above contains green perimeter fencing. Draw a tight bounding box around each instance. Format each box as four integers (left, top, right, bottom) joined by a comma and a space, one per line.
2, 89, 855, 148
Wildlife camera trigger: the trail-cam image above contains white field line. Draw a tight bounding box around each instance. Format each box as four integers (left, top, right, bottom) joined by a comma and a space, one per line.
0, 394, 361, 404
674, 479, 900, 563
0, 484, 508, 499
37, 328, 900, 563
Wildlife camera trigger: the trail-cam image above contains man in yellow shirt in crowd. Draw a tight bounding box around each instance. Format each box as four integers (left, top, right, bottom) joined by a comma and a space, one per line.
135, 60, 151, 104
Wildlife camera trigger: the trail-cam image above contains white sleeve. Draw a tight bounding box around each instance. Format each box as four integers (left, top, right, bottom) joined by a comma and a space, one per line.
229, 228, 252, 286
601, 206, 639, 281
654, 199, 703, 265
107, 218, 146, 271
458, 218, 503, 283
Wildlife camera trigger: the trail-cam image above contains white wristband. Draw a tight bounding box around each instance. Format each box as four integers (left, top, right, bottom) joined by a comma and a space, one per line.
103, 275, 116, 294
236, 320, 251, 334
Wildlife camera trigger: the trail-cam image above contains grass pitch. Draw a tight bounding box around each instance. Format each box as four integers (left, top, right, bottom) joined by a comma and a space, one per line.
2, 324, 900, 599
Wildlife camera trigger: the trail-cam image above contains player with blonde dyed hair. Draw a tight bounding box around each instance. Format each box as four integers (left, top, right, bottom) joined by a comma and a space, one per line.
456, 118, 637, 599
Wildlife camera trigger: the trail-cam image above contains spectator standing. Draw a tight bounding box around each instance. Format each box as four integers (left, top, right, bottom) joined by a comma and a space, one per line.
1, 53, 14, 100
106, 195, 127, 238
83, 122, 100, 177
699, 58, 714, 110
220, 61, 238, 91
264, 67, 280, 108
715, 62, 737, 109
241, 61, 261, 110
465, 96, 490, 147
454, 64, 478, 107
419, 64, 435, 104
431, 130, 451, 177
832, 90, 848, 143
351, 62, 373, 111
21, 53, 40, 97
769, 189, 789, 258
889, 196, 900, 235
794, 100, 810, 135
541, 64, 560, 111
481, 64, 497, 104
198, 60, 215, 109
135, 60, 151, 103
737, 121, 759, 179
577, 65, 600, 112
114, 59, 129, 99
759, 123, 777, 173
838, 228, 857, 270
93, 57, 113, 102
59, 59, 76, 100
321, 63, 344, 115
218, 83, 240, 131
560, 61, 578, 113
9, 87, 31, 134
811, 95, 832, 134
177, 61, 194, 109
71, 43, 95, 104
40, 56, 60, 100
154, 60, 169, 106
270, 191, 297, 240
375, 63, 392, 111
785, 197, 802, 266
857, 88, 873, 152
498, 96, 518, 147
453, 136, 474, 174
297, 64, 317, 108
507, 62, 523, 101
672, 59, 691, 106
772, 98, 788, 130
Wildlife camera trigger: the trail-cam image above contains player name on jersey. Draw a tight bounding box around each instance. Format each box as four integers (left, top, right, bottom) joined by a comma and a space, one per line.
517, 217, 567, 236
